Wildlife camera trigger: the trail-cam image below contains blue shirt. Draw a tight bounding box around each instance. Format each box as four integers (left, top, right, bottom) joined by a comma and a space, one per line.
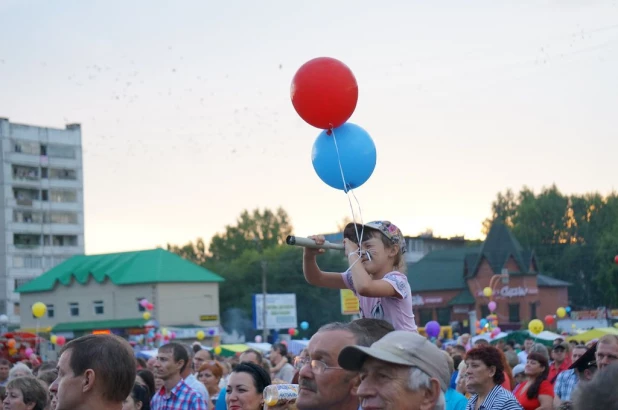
446, 388, 468, 410
554, 368, 579, 402
466, 385, 523, 410
450, 371, 459, 389
215, 389, 226, 410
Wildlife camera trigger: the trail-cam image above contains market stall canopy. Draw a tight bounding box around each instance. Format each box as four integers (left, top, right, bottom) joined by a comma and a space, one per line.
245, 342, 272, 353
567, 327, 618, 343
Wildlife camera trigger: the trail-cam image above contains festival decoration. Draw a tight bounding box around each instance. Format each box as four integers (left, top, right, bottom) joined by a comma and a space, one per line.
56, 336, 66, 346
291, 57, 358, 129
255, 335, 262, 343
556, 307, 566, 318
488, 301, 497, 312
544, 315, 555, 326
142, 312, 151, 320
50, 335, 58, 344
528, 319, 544, 335
300, 321, 309, 330
425, 321, 441, 338
311, 123, 376, 192
31, 302, 47, 318
287, 328, 296, 336
483, 287, 492, 298
214, 346, 222, 355
196, 330, 205, 340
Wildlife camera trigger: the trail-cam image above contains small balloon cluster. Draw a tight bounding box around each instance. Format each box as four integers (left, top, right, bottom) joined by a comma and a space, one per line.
49, 335, 66, 346
476, 315, 501, 338
195, 329, 216, 341
291, 58, 376, 192
285, 321, 310, 338
140, 299, 155, 320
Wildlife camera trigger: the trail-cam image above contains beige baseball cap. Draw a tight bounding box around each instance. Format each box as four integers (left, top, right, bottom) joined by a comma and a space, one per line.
338, 330, 450, 392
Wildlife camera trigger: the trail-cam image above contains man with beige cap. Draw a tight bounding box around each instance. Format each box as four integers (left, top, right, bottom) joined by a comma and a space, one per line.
338, 330, 450, 410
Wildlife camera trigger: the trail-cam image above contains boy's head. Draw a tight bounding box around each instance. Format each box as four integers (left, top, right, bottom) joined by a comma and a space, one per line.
344, 221, 407, 273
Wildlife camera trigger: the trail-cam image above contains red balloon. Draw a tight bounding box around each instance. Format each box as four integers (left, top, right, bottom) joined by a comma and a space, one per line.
544, 315, 555, 325
56, 336, 66, 346
287, 328, 295, 336
614, 255, 618, 264
291, 57, 358, 129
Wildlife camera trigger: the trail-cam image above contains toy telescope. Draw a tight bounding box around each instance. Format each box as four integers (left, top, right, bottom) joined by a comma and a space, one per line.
285, 235, 344, 251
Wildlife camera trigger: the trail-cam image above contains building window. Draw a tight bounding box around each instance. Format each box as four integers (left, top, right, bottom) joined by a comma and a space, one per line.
50, 212, 78, 224
47, 144, 76, 159
419, 308, 434, 325
13, 140, 40, 155
50, 190, 77, 203
529, 302, 537, 320
14, 278, 35, 290
41, 190, 49, 201
12, 165, 39, 180
14, 234, 41, 248
14, 210, 44, 224
69, 302, 79, 317
41, 167, 48, 179
509, 303, 520, 323
49, 168, 77, 180
13, 187, 39, 202
436, 307, 451, 326
52, 235, 78, 247
480, 304, 490, 319
93, 301, 104, 315
13, 303, 20, 315
47, 304, 55, 318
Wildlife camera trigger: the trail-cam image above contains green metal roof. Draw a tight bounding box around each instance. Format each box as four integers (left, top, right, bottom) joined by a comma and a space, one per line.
537, 274, 572, 287
448, 289, 476, 306
52, 318, 147, 332
16, 248, 224, 294
407, 247, 481, 292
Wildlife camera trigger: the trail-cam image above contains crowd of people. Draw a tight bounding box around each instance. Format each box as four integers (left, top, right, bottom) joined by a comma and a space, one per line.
0, 319, 616, 410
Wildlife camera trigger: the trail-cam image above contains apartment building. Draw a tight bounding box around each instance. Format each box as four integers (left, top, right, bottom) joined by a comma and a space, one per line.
0, 118, 85, 324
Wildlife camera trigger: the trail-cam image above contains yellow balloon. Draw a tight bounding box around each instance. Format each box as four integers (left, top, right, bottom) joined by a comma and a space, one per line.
50, 335, 58, 344
483, 287, 493, 298
142, 312, 151, 320
196, 330, 205, 340
528, 319, 544, 335
614, 323, 618, 329
32, 302, 47, 318
572, 324, 577, 329
214, 346, 222, 355
556, 307, 566, 318
162, 328, 169, 337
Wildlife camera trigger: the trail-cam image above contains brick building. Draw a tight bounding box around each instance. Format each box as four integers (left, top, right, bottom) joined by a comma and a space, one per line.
407, 223, 570, 331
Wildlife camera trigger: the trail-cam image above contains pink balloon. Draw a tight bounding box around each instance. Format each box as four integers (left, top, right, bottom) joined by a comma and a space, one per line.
140, 299, 149, 308
488, 301, 497, 312
25, 348, 33, 356
254, 335, 262, 343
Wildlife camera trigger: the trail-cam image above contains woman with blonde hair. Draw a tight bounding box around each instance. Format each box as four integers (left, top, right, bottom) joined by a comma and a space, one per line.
3, 376, 48, 410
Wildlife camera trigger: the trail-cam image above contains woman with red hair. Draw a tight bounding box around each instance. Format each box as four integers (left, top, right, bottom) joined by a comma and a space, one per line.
198, 361, 224, 409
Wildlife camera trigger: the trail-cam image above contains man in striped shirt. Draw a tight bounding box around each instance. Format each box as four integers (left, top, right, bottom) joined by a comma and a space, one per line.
151, 342, 207, 410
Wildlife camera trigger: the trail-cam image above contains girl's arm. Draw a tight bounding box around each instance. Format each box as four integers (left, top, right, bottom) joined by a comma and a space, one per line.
270, 356, 288, 373
303, 236, 347, 289
344, 239, 400, 298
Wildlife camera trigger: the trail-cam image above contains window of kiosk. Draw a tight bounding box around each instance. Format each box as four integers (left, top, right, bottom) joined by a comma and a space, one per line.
509, 303, 520, 323
437, 307, 451, 326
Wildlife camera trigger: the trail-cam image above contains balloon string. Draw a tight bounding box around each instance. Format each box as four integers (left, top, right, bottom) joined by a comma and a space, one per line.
331, 128, 365, 254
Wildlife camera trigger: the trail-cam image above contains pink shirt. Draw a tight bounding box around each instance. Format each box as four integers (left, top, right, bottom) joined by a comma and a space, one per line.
341, 271, 418, 332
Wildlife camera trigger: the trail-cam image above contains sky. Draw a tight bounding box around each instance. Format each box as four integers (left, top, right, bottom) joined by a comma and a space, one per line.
1, 0, 617, 255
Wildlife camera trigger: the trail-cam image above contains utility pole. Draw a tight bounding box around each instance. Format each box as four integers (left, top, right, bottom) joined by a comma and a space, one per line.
255, 237, 268, 341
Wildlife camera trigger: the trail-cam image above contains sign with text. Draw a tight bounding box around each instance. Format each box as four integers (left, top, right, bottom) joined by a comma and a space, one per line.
476, 286, 538, 298
252, 293, 297, 330
411, 295, 444, 306
340, 289, 360, 315
199, 315, 219, 322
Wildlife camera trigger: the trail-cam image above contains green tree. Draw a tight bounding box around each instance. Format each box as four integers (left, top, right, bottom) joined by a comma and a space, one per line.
208, 207, 293, 263
483, 186, 618, 308
166, 238, 208, 265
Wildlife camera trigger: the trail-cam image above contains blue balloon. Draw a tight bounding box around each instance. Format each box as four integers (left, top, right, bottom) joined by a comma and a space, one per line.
300, 321, 309, 330
311, 123, 377, 192
480, 319, 488, 327
566, 306, 571, 313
